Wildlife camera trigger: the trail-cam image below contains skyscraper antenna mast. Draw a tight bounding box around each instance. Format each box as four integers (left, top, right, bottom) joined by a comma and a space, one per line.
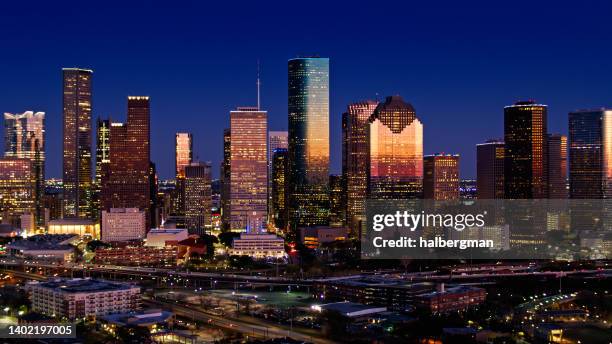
257, 60, 261, 110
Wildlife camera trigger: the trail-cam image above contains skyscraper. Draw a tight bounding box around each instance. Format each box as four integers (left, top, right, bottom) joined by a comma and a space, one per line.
230, 107, 267, 232
185, 161, 212, 233
0, 158, 35, 224
287, 57, 330, 231
329, 175, 346, 226
423, 154, 460, 200
547, 134, 568, 199
62, 68, 93, 219
568, 109, 612, 198
368, 95, 423, 199
93, 117, 110, 221
271, 148, 288, 231
342, 101, 378, 234
476, 140, 505, 199
102, 96, 151, 229
504, 101, 548, 199
175, 133, 193, 178
4, 111, 45, 226
268, 131, 288, 221
220, 128, 231, 230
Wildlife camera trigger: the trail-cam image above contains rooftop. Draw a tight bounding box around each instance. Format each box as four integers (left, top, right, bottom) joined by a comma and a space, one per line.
28, 278, 139, 294
311, 302, 387, 318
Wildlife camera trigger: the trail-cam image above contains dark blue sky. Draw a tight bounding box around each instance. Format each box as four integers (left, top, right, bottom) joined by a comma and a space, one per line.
2, 0, 611, 179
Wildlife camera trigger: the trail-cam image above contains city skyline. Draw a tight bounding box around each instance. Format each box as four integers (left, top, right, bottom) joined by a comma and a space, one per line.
3, 2, 612, 180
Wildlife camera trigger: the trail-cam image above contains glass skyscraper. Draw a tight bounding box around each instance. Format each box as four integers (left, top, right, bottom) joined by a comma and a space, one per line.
476, 139, 505, 199
287, 57, 330, 231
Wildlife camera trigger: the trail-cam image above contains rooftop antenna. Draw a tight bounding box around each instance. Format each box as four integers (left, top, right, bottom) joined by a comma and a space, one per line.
256, 60, 261, 110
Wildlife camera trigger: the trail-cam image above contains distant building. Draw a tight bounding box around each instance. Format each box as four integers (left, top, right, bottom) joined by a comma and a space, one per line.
504, 101, 548, 198
4, 111, 45, 227
145, 228, 189, 247
94, 245, 177, 267
299, 226, 350, 249
415, 285, 486, 313
270, 148, 288, 231
447, 225, 510, 251
93, 118, 110, 222
0, 224, 19, 238
476, 140, 504, 199
287, 57, 330, 230
268, 131, 288, 222
48, 219, 99, 239
0, 157, 35, 224
62, 68, 93, 219
423, 154, 460, 200
547, 134, 568, 199
220, 128, 231, 230
229, 233, 286, 259
368, 96, 423, 199
26, 278, 140, 320
101, 208, 146, 242
174, 133, 192, 218
184, 162, 212, 233
229, 107, 267, 232
328, 175, 346, 226
7, 234, 78, 261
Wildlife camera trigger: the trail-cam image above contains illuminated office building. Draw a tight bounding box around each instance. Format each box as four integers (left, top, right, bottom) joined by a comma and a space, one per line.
101, 208, 146, 242
4, 111, 45, 226
220, 128, 231, 230
230, 107, 267, 232
268, 131, 288, 221
568, 109, 612, 198
476, 140, 505, 199
62, 68, 93, 219
102, 96, 151, 229
368, 95, 423, 199
329, 174, 346, 226
174, 133, 192, 217
0, 158, 35, 223
504, 101, 548, 199
342, 101, 378, 234
547, 134, 568, 198
184, 161, 212, 233
93, 117, 110, 221
423, 154, 460, 200
271, 148, 288, 231
288, 57, 330, 230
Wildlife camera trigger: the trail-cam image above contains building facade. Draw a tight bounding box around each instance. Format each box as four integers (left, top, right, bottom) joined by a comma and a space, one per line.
184, 162, 212, 232
547, 134, 568, 198
62, 68, 93, 219
423, 154, 460, 200
101, 208, 146, 242
288, 57, 330, 232
229, 107, 267, 232
93, 118, 110, 222
4, 111, 45, 227
271, 148, 288, 231
0, 158, 35, 224
268, 131, 288, 221
220, 128, 231, 230
476, 140, 505, 199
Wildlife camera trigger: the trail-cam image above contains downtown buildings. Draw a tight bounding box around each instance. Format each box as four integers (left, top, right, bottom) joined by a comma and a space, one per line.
184, 161, 212, 233
476, 140, 505, 199
0, 158, 35, 225
423, 154, 460, 200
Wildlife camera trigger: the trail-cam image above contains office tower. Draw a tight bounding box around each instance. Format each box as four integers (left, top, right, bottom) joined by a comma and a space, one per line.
93, 117, 110, 221
368, 95, 423, 199
230, 107, 267, 232
476, 140, 505, 199
0, 158, 35, 224
547, 134, 568, 198
329, 175, 346, 226
62, 68, 93, 219
102, 96, 151, 229
174, 133, 192, 217
569, 109, 612, 198
504, 101, 548, 199
220, 128, 231, 230
4, 111, 45, 227
268, 131, 288, 220
423, 154, 460, 200
271, 148, 288, 231
185, 162, 212, 233
101, 208, 146, 242
287, 57, 330, 231
149, 162, 159, 228
342, 101, 378, 233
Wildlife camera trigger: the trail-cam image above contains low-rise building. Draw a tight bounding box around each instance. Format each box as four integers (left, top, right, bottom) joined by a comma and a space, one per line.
101, 208, 146, 242
145, 228, 189, 247
299, 226, 350, 249
311, 302, 387, 323
229, 233, 286, 259
7, 234, 78, 261
48, 219, 100, 239
415, 284, 486, 313
26, 278, 140, 320
94, 244, 178, 267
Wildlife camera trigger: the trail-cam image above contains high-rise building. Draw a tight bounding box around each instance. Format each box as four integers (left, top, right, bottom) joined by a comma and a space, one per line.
342, 101, 378, 234
62, 68, 93, 219
271, 148, 288, 231
230, 107, 267, 232
268, 131, 288, 220
423, 154, 460, 200
101, 208, 146, 242
102, 97, 151, 229
547, 134, 568, 199
476, 140, 505, 199
329, 175, 346, 226
93, 117, 110, 221
0, 158, 35, 224
184, 162, 212, 233
175, 133, 193, 178
220, 128, 231, 230
569, 109, 612, 198
368, 95, 423, 199
4, 111, 45, 226
287, 57, 330, 231
504, 101, 548, 199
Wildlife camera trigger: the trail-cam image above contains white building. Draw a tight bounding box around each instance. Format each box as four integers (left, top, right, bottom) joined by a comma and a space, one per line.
48, 219, 100, 239
229, 233, 286, 259
144, 228, 189, 247
101, 208, 146, 242
26, 278, 140, 320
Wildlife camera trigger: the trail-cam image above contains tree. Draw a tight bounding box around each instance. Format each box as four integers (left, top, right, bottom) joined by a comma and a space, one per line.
218, 232, 240, 247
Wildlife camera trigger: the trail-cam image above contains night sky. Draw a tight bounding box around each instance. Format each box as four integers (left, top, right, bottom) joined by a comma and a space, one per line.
2, 0, 612, 180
